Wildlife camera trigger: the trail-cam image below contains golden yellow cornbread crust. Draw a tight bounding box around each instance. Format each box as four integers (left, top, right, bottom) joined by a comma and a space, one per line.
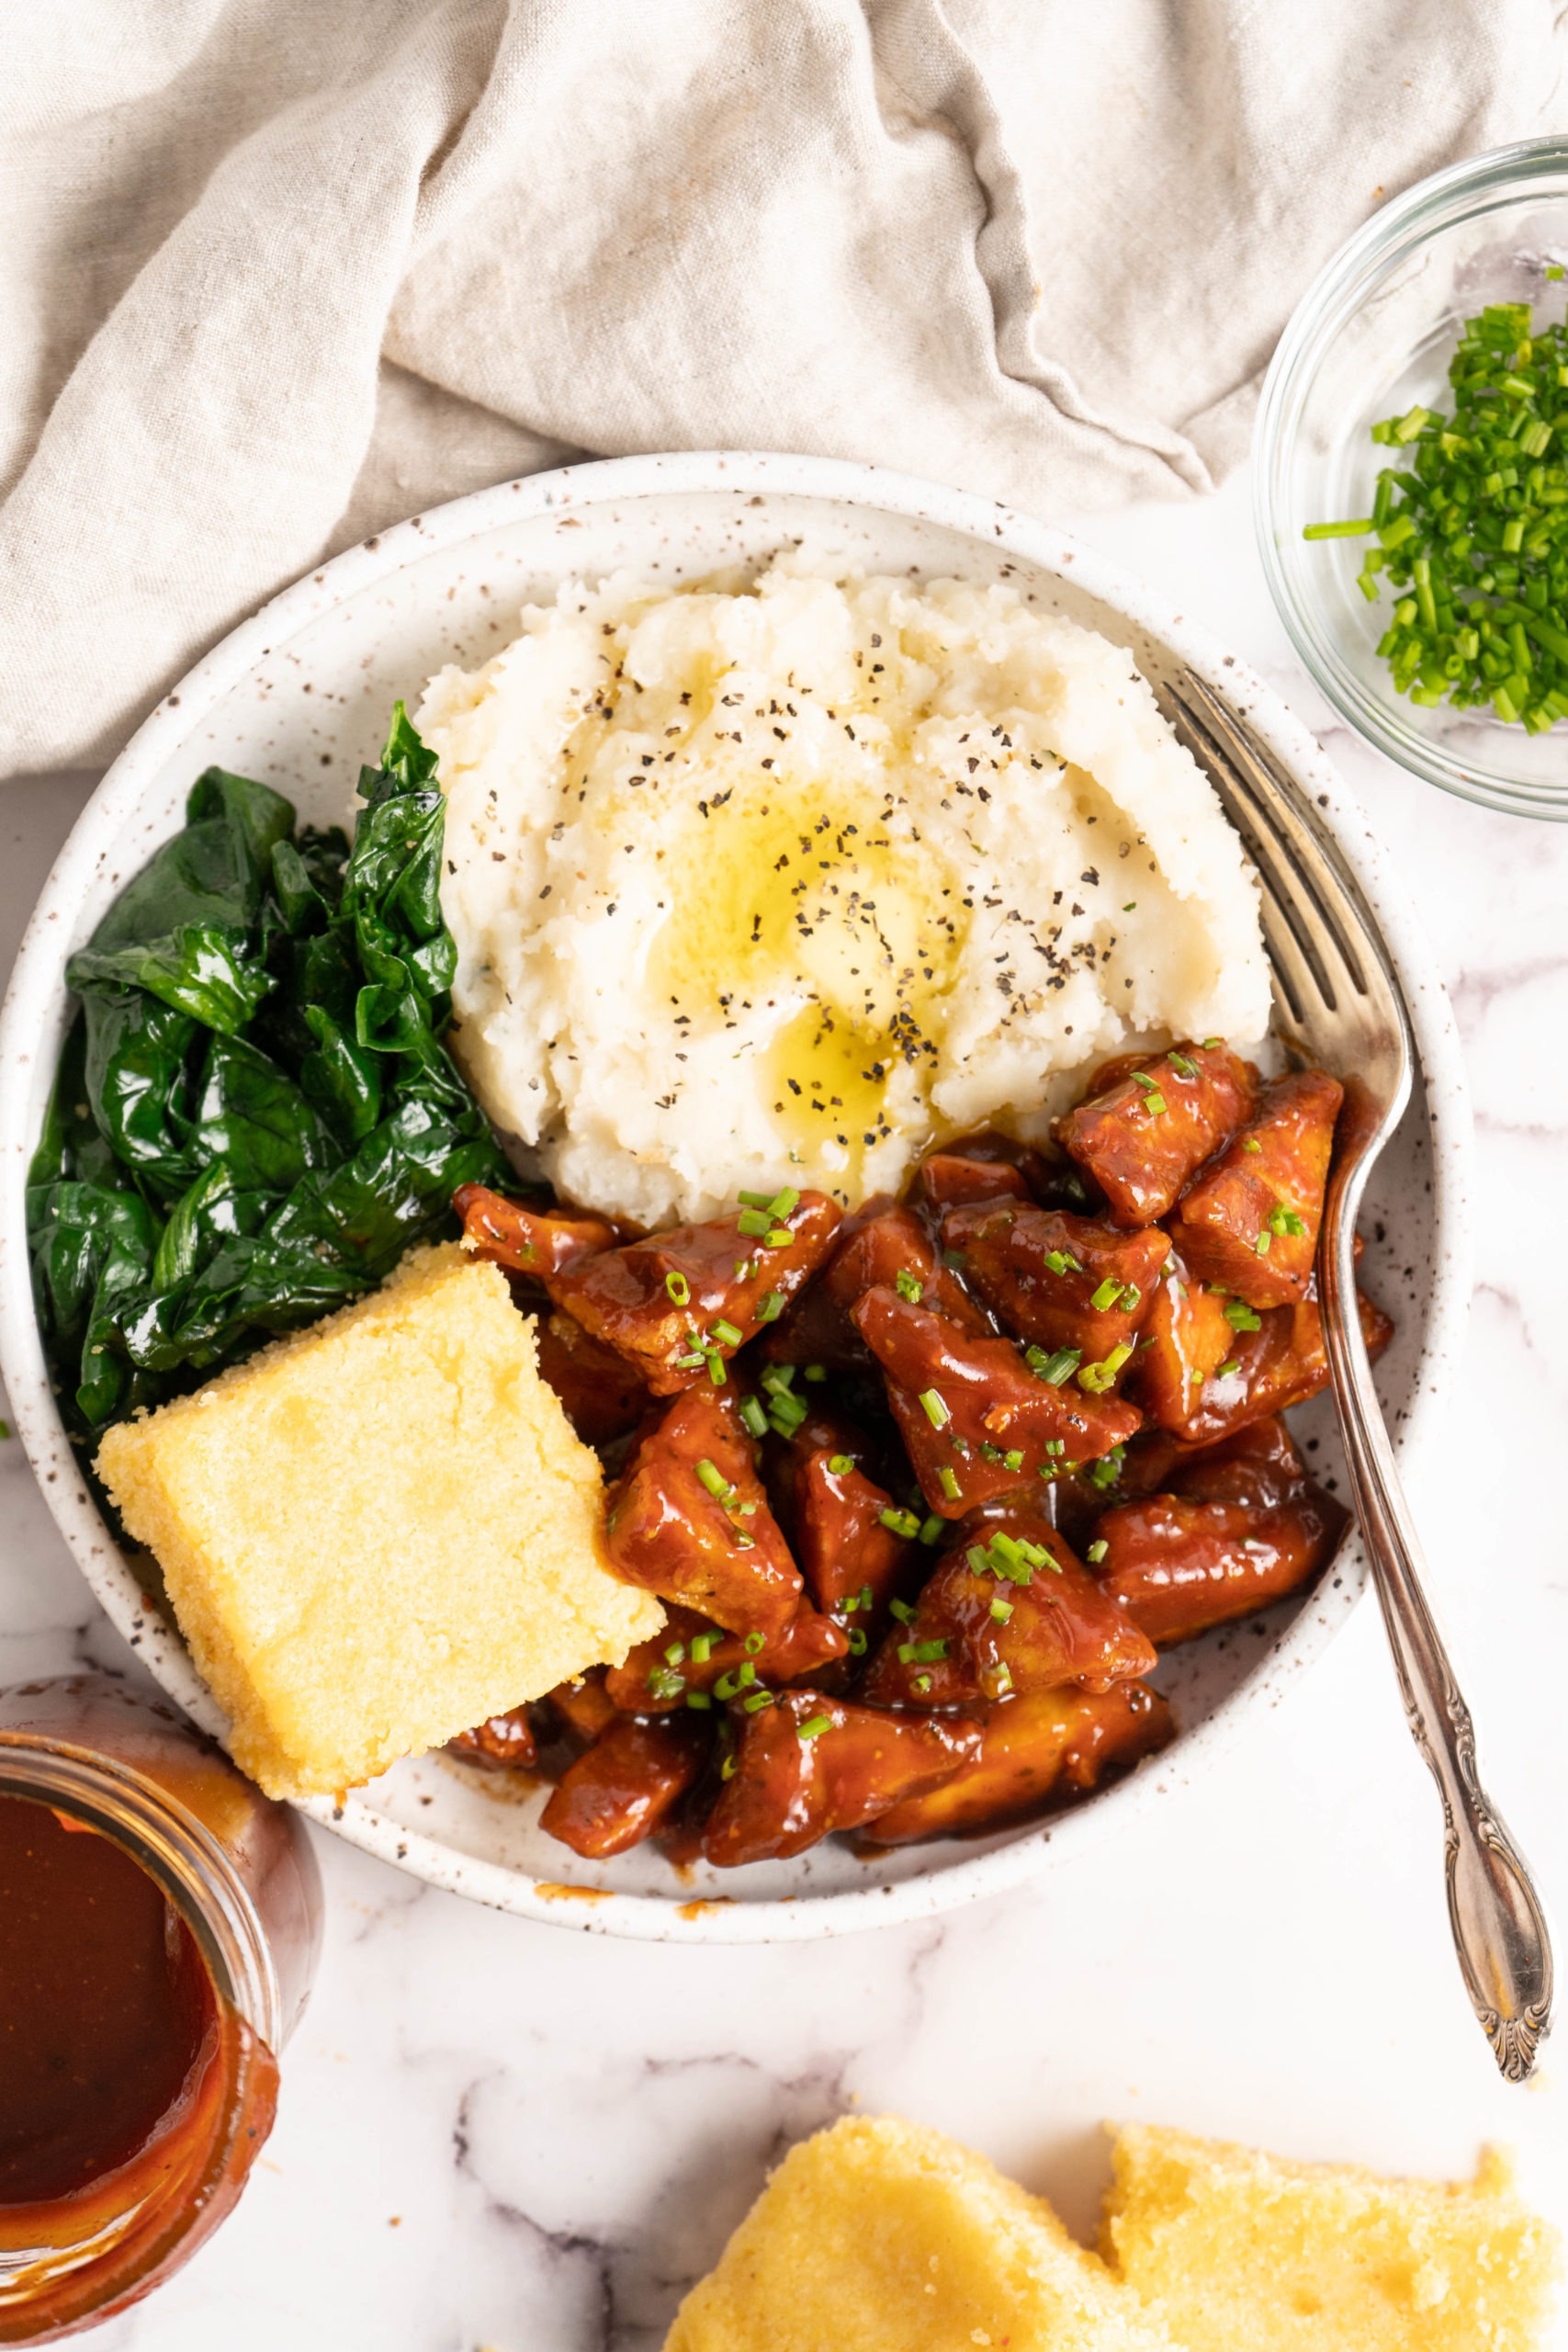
1102, 2121, 1560, 2352
96, 1241, 663, 1799
662, 2114, 1172, 2352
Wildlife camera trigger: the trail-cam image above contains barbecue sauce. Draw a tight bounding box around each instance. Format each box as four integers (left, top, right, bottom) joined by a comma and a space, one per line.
0, 1792, 277, 2337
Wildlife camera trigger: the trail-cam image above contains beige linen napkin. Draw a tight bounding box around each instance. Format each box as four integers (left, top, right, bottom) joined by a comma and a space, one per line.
2, 0, 1560, 777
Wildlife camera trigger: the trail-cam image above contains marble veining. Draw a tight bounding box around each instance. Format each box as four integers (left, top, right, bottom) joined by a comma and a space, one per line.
0, 469, 1564, 2347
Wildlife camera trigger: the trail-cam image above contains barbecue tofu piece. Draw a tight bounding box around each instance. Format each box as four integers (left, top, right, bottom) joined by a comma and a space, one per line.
861, 1680, 1172, 1846
548, 1190, 842, 1394
96, 1244, 662, 1800
702, 1691, 980, 1867
862, 1511, 1155, 1707
1057, 1041, 1258, 1227
664, 2115, 1173, 2352
605, 1385, 803, 1640
1091, 1486, 1348, 1645
1101, 2127, 1561, 2352
944, 1200, 1170, 1363
1166, 1069, 1343, 1309
852, 1287, 1140, 1517
539, 1713, 708, 1859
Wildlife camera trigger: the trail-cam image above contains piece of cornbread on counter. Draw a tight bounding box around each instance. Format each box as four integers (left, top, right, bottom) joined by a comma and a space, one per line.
96, 1242, 662, 1800
1101, 2122, 1559, 2352
662, 2114, 1171, 2352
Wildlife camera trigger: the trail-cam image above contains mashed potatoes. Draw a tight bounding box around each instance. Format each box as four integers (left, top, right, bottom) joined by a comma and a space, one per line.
420, 565, 1268, 1227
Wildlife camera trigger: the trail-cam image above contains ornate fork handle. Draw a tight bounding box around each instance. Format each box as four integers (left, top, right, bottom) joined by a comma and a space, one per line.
1322, 1093, 1554, 2080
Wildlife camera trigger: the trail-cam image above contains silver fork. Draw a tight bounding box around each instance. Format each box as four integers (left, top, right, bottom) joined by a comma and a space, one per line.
1162, 668, 1554, 2083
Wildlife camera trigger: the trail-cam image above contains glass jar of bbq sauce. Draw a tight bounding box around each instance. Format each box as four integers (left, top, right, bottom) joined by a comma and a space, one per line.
0, 1675, 322, 2343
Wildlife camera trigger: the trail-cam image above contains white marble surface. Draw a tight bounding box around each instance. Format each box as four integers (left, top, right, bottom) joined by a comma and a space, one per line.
3, 466, 1566, 2349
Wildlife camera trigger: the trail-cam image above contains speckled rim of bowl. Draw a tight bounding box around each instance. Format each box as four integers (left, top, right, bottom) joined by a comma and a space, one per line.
0, 451, 1472, 1942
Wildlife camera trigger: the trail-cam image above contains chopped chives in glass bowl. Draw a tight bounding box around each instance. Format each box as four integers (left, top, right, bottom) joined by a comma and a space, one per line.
1257, 136, 1568, 819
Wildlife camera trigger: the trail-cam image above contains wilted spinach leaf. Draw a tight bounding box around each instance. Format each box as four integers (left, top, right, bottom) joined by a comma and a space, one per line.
193, 1034, 334, 1191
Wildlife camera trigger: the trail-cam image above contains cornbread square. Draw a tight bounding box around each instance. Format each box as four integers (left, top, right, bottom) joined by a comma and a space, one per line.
663, 2114, 1170, 2352
96, 1242, 662, 1799
1101, 2123, 1561, 2352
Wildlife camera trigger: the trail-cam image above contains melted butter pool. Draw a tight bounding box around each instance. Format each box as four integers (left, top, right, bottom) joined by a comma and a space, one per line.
647, 780, 966, 1186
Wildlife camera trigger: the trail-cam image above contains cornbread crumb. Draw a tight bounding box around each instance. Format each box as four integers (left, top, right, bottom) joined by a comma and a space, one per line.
1102, 2122, 1560, 2351
662, 2114, 1170, 2352
96, 1243, 662, 1798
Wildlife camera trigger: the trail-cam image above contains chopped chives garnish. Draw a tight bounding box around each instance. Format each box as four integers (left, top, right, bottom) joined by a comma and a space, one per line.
1202, 1037, 1221, 1049
1089, 1274, 1122, 1311
685, 1690, 712, 1711
847, 1627, 867, 1656
797, 1713, 833, 1739
706, 1351, 727, 1385
889, 1597, 917, 1624
744, 1630, 767, 1655
741, 1689, 774, 1713
897, 1638, 949, 1664
737, 1188, 774, 1208
710, 1318, 743, 1347
989, 1597, 1013, 1622
1087, 1538, 1109, 1564
714, 1663, 754, 1700
764, 1227, 794, 1249
1026, 1342, 1082, 1384
1003, 1448, 1023, 1473
913, 1672, 933, 1694
827, 1453, 856, 1475
919, 1386, 951, 1428
664, 1270, 691, 1305
665, 1640, 687, 1666
1267, 1202, 1306, 1238
919, 1514, 946, 1545
739, 1394, 768, 1439
804, 1362, 827, 1382
991, 1664, 1013, 1697
881, 1508, 922, 1540
690, 1631, 716, 1664
755, 1290, 784, 1322
858, 1582, 873, 1611
895, 1267, 924, 1303
1223, 1297, 1262, 1332
1301, 516, 1375, 538
1077, 1341, 1133, 1393
938, 1465, 961, 1501
721, 1753, 738, 1780
1132, 1070, 1161, 1092
1243, 1136, 1262, 1153
1167, 1051, 1199, 1078
737, 1206, 772, 1238
1088, 1445, 1125, 1490
768, 1186, 800, 1219
1215, 1358, 1240, 1378
1254, 1229, 1272, 1256
1042, 1248, 1084, 1275
649, 1665, 685, 1700
1306, 301, 1568, 725
695, 1457, 730, 1499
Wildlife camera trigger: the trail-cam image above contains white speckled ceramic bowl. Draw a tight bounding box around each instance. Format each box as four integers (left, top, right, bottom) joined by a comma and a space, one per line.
0, 454, 1472, 1941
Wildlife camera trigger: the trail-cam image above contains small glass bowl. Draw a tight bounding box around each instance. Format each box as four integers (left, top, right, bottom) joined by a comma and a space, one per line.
1256, 136, 1568, 820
